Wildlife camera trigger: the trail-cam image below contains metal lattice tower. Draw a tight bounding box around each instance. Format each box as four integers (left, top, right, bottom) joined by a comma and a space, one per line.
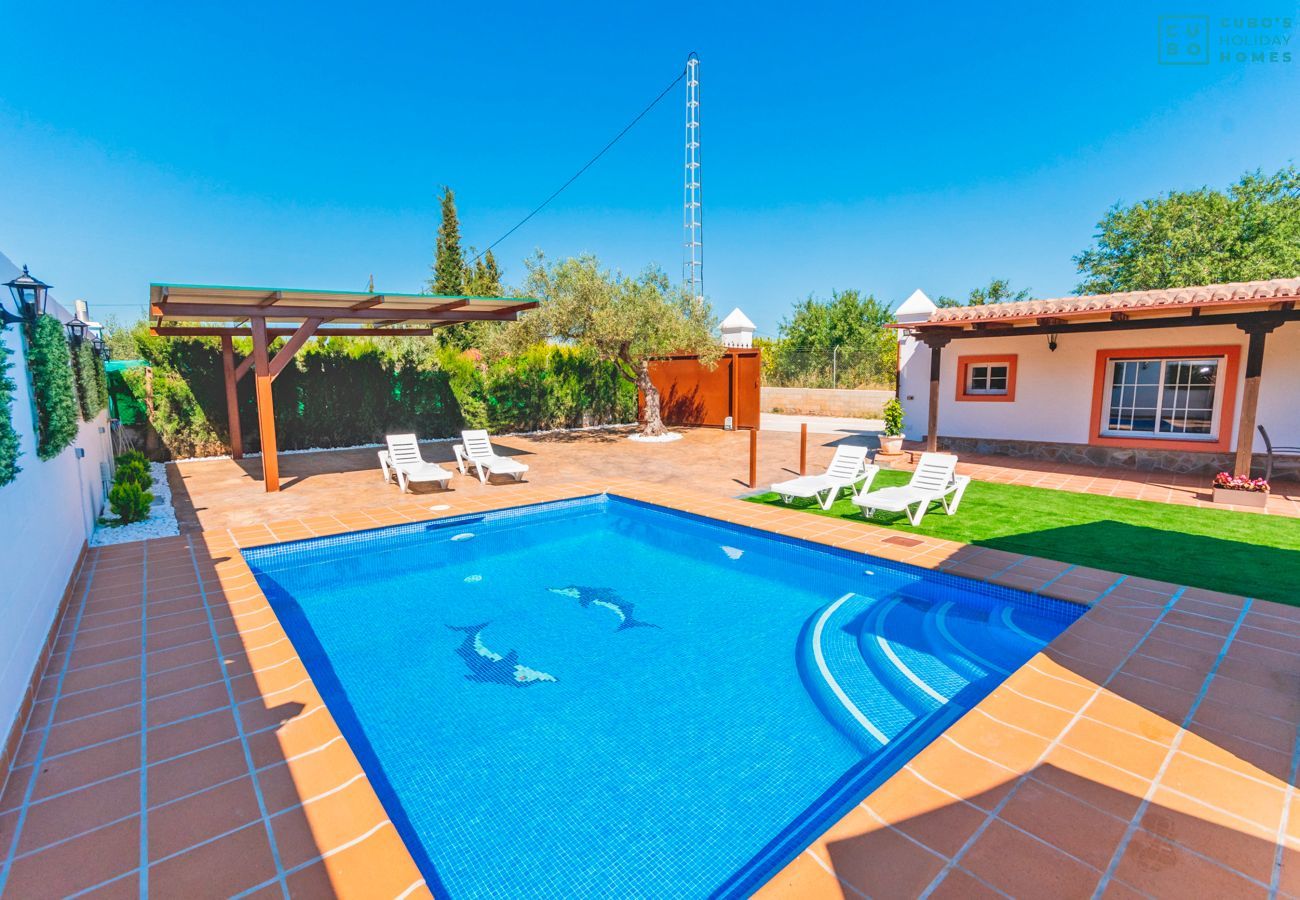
683, 53, 702, 303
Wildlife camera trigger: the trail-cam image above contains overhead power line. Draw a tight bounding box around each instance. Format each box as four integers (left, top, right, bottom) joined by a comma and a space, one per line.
469, 62, 690, 265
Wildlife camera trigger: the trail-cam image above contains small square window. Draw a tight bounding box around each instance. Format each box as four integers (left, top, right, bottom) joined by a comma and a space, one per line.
957, 357, 1016, 401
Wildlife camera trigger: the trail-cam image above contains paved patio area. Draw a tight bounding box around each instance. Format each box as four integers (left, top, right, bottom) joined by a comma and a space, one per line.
167, 427, 1299, 536
3, 429, 1297, 897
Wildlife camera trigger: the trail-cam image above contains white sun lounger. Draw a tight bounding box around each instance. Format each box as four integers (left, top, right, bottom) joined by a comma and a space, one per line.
771, 445, 878, 510
382, 434, 453, 493
852, 452, 970, 526
454, 430, 529, 484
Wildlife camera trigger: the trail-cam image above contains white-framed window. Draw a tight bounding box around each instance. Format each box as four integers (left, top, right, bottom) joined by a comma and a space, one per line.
1102, 356, 1224, 440
965, 363, 1010, 396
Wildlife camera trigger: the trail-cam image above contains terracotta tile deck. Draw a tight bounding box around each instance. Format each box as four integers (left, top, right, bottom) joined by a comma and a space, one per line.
3, 432, 1298, 897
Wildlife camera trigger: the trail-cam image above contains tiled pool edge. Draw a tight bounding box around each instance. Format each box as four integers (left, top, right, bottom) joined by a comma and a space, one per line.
5, 477, 1294, 897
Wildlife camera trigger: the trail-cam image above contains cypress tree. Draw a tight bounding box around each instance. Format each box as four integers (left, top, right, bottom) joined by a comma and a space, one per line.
431, 186, 465, 296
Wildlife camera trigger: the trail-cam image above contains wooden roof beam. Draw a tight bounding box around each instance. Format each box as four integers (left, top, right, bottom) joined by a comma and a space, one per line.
1110, 311, 1129, 321
155, 301, 533, 323
268, 317, 322, 381
152, 326, 440, 338
257, 291, 283, 308
1037, 316, 1066, 327
350, 295, 384, 310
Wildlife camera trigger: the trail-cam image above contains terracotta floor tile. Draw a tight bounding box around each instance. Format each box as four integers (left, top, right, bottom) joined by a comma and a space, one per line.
1085, 690, 1182, 745
29, 733, 141, 802
906, 738, 1018, 812
146, 707, 238, 764
863, 767, 987, 857
0, 815, 140, 899
1060, 716, 1171, 780
1041, 745, 1153, 814
926, 866, 1005, 900
270, 774, 389, 869
998, 777, 1130, 871
1142, 787, 1278, 884
148, 775, 263, 861
42, 705, 140, 759
1112, 828, 1268, 898
16, 771, 140, 855
147, 821, 278, 897
961, 817, 1103, 899
283, 821, 429, 899
1159, 753, 1285, 831
147, 736, 250, 805
814, 819, 948, 899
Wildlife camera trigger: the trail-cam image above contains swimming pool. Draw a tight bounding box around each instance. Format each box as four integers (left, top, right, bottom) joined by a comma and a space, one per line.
244, 494, 1084, 898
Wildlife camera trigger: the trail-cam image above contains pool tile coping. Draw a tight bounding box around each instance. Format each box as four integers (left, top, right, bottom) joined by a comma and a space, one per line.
2, 477, 1296, 898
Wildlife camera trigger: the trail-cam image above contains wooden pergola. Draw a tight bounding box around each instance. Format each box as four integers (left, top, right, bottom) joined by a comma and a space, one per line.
148, 282, 539, 492
895, 278, 1300, 477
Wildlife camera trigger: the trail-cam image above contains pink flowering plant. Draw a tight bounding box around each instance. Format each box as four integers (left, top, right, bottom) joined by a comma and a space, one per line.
1212, 471, 1270, 493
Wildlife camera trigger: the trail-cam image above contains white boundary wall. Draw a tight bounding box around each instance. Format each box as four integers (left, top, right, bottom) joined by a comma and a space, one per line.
0, 252, 113, 749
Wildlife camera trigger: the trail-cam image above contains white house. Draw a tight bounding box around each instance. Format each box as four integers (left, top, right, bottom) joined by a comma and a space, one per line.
895, 278, 1300, 477
720, 307, 756, 348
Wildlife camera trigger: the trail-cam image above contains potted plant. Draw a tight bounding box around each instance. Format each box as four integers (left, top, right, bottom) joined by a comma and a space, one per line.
1211, 471, 1270, 509
880, 398, 905, 455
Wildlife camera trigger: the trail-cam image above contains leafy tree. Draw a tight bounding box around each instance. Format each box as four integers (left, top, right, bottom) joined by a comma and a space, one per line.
500, 254, 720, 436
935, 277, 1032, 308
430, 186, 465, 296
1075, 166, 1300, 294
765, 289, 895, 389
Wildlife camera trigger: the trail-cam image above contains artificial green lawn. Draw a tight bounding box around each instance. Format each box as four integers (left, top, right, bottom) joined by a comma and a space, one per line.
747, 469, 1300, 606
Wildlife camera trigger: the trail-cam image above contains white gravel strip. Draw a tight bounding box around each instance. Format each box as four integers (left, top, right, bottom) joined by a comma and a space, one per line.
90, 461, 181, 547
628, 432, 683, 443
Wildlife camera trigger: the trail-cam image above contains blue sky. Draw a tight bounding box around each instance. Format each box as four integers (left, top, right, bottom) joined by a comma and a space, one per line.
1, 1, 1297, 335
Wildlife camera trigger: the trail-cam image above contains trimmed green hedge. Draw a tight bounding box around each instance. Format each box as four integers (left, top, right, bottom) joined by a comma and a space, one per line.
27, 315, 79, 460
0, 338, 19, 486
74, 341, 108, 421
109, 331, 636, 458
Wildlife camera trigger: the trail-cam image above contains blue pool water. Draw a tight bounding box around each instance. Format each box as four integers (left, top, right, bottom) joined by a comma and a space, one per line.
244, 495, 1083, 898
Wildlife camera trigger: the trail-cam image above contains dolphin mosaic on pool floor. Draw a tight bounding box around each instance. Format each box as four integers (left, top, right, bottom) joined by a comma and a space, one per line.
2, 476, 1297, 897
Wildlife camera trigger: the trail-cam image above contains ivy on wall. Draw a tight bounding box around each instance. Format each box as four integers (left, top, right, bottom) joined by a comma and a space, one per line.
73, 341, 108, 421
0, 339, 20, 486
27, 314, 79, 460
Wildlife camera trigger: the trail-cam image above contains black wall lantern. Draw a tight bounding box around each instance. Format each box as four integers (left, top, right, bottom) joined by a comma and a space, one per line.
1048, 332, 1060, 352
2, 265, 51, 327
66, 315, 89, 347
91, 333, 107, 356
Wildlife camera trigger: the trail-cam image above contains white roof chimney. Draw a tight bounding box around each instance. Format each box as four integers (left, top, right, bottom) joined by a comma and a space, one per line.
894, 289, 938, 325
720, 307, 756, 348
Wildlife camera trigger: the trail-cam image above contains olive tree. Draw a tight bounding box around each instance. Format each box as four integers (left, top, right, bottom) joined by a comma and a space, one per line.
500, 254, 720, 436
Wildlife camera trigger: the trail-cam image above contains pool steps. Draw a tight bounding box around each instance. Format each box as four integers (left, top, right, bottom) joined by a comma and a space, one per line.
798, 585, 1053, 752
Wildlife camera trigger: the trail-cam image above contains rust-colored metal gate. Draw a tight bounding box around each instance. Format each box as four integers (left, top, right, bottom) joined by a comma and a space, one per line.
641, 348, 762, 429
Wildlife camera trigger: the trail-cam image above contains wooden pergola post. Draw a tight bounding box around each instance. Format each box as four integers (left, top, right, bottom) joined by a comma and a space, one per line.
220, 336, 243, 460
921, 335, 951, 453
1233, 318, 1283, 477
250, 317, 279, 491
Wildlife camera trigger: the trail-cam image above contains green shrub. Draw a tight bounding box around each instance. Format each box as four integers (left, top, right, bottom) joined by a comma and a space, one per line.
107, 320, 637, 456
883, 398, 905, 436
27, 314, 79, 460
0, 339, 19, 486
73, 341, 107, 420
115, 457, 153, 489
108, 479, 153, 523
116, 449, 148, 466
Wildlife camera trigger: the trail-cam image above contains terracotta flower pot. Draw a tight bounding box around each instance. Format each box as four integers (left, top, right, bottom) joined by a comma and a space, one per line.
879, 435, 904, 455
1212, 486, 1269, 508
